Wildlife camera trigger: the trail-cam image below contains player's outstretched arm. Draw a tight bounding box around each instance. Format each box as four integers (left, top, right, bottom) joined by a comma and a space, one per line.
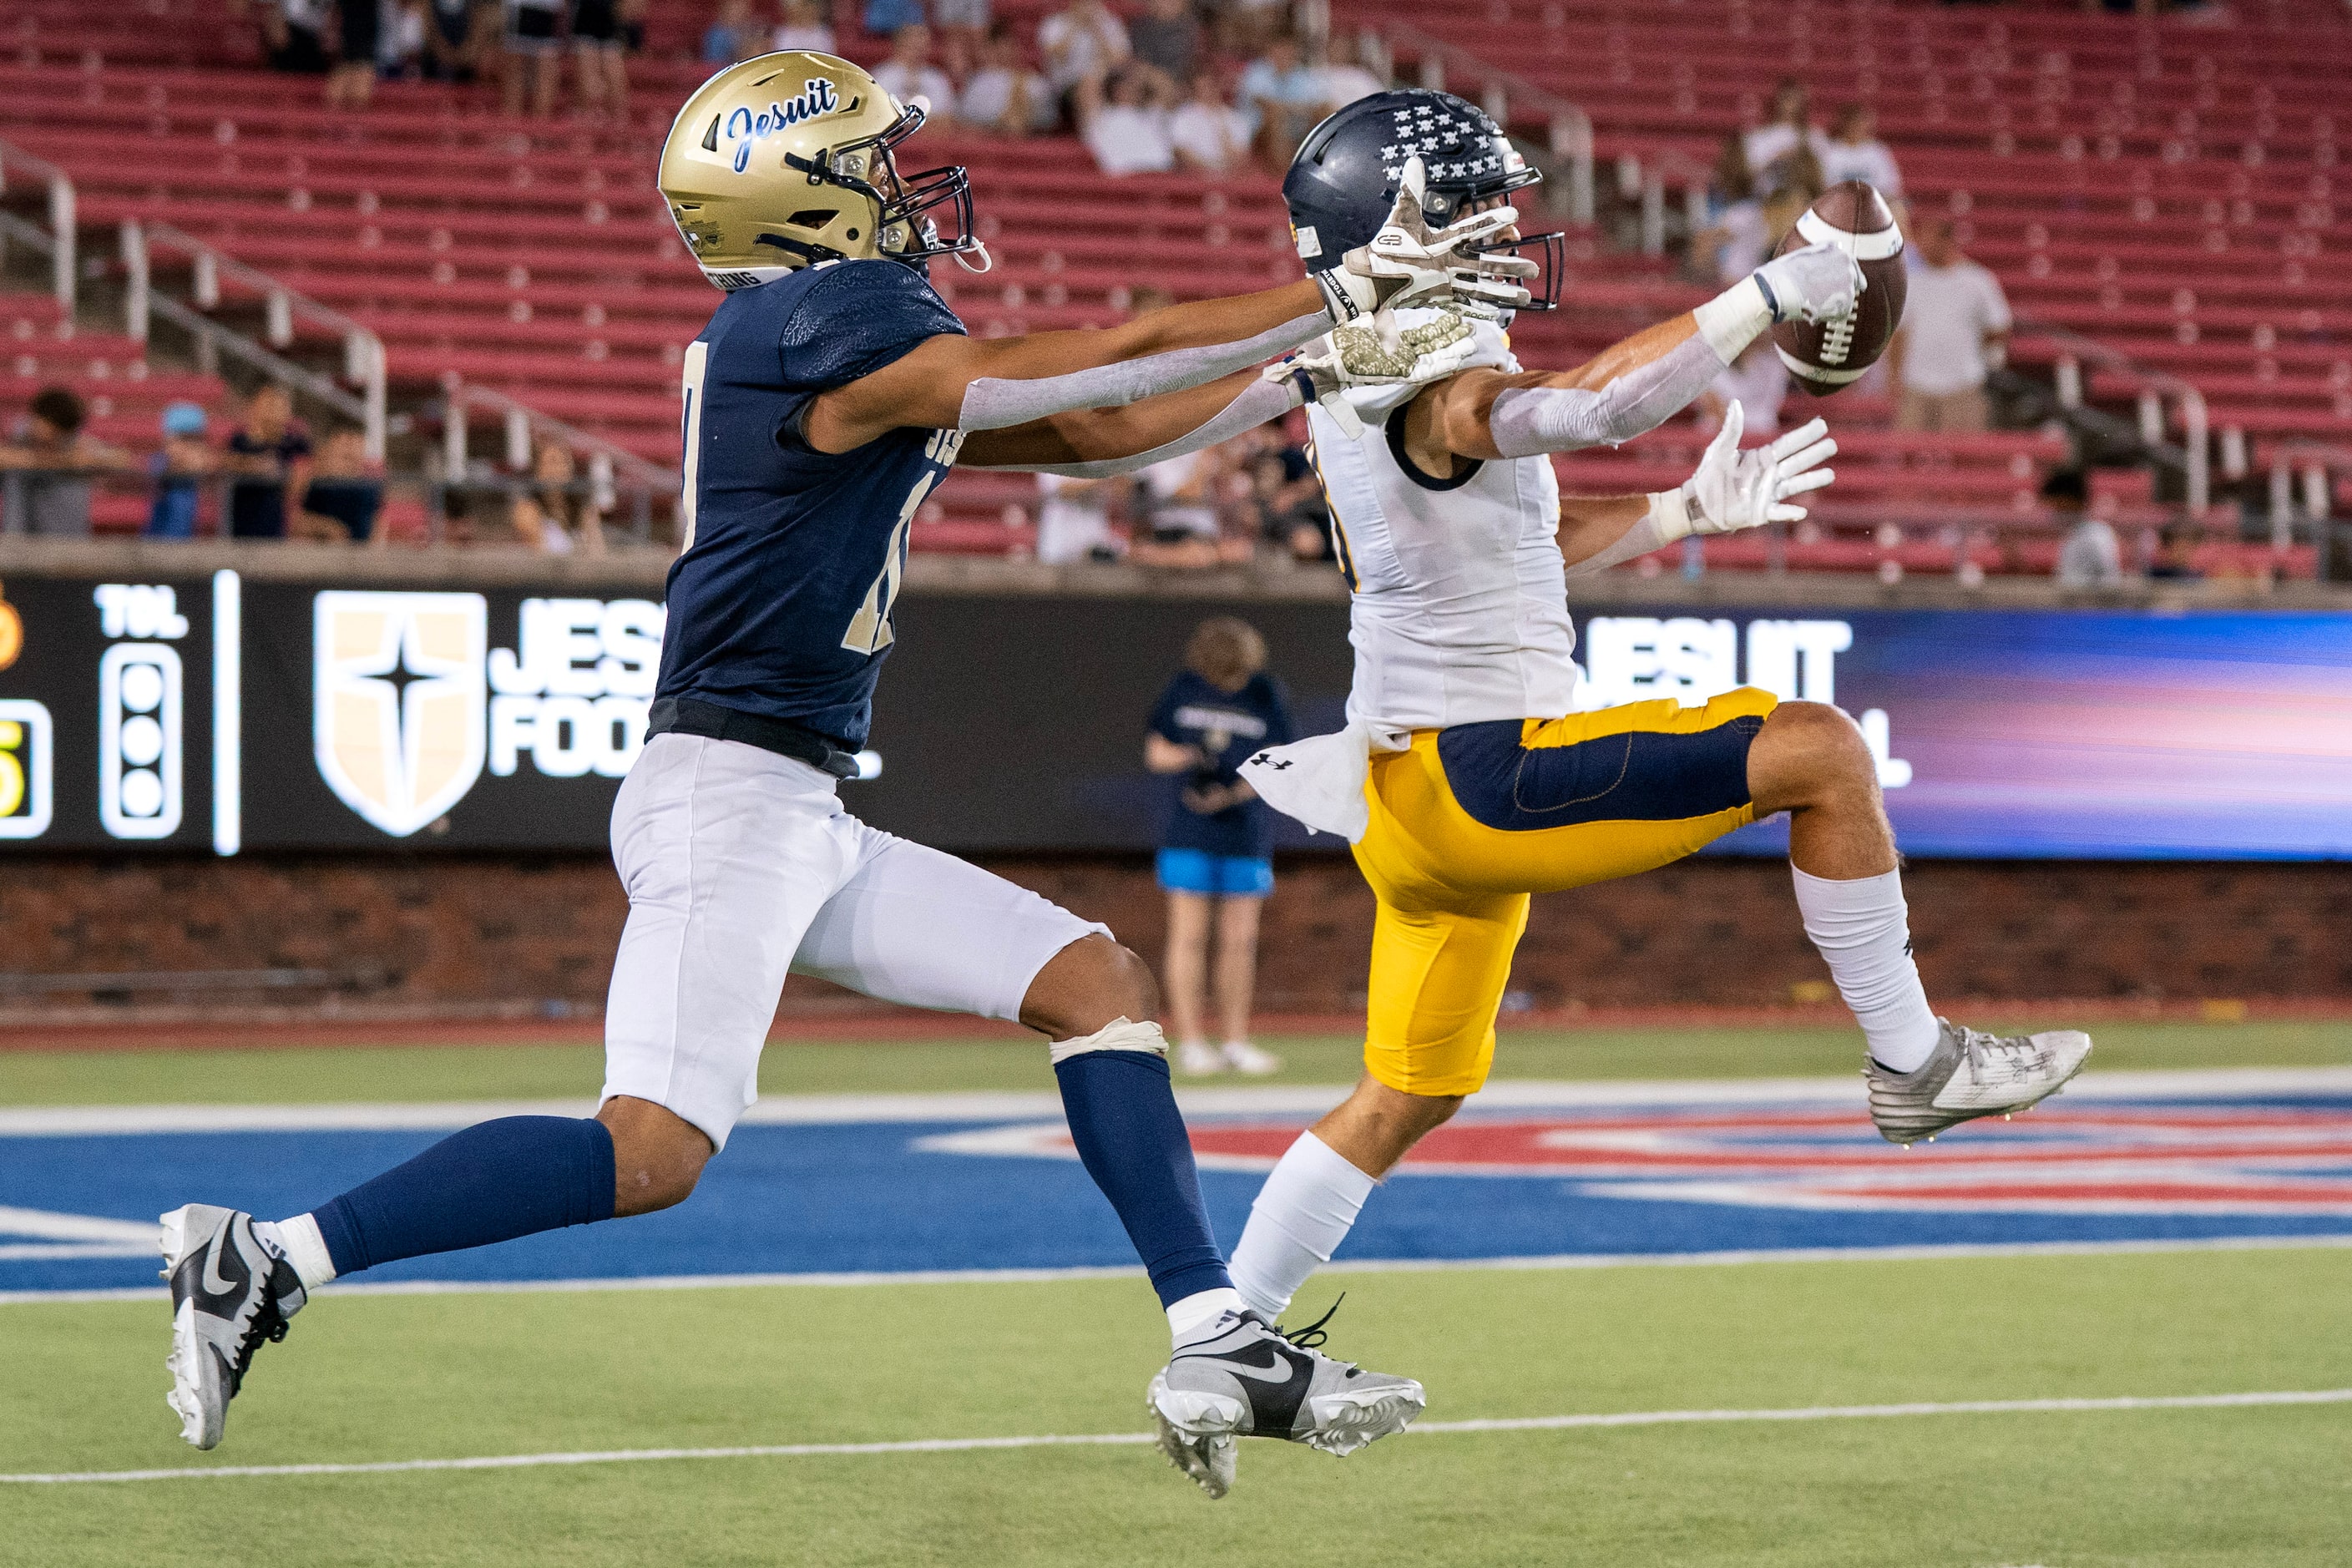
808, 155, 1525, 454
1409, 242, 1864, 466
1555, 402, 1837, 578
963, 314, 1491, 475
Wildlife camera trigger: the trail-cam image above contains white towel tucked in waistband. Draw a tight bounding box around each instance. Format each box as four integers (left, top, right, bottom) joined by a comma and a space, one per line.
1238, 723, 1407, 843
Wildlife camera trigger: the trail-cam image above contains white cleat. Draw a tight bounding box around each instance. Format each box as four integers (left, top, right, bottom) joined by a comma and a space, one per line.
1220, 1040, 1282, 1076
159, 1204, 306, 1449
1176, 1039, 1227, 1077
1865, 1019, 2093, 1146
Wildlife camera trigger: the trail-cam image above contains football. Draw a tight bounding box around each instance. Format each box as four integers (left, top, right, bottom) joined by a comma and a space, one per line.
1771, 180, 1908, 396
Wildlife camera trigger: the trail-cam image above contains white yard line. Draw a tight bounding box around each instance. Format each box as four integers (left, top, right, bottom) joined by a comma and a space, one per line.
6, 1388, 2344, 1486
3, 1065, 2347, 1136
8, 1232, 2349, 1307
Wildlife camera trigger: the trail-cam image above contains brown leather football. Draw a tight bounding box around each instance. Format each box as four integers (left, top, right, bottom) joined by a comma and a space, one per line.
1771, 180, 1906, 397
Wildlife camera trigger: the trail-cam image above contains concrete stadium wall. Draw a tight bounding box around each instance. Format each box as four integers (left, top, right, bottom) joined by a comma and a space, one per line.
2, 852, 2344, 1022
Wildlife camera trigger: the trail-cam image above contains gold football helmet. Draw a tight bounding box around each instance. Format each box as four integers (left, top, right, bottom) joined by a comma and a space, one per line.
658, 52, 986, 290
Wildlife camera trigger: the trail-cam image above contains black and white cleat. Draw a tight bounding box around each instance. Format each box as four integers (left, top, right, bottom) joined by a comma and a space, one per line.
1147, 1301, 1425, 1500
159, 1204, 307, 1449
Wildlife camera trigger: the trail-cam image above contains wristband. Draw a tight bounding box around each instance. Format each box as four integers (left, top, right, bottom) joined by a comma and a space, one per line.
1692, 275, 1773, 363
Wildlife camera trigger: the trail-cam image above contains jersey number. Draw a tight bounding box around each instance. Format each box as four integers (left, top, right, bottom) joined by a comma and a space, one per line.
677, 341, 710, 554
841, 427, 962, 656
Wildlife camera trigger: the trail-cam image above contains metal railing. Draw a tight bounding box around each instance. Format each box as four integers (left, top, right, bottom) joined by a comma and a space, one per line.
2031, 317, 2211, 514
442, 382, 678, 540
2263, 439, 2347, 548
119, 220, 388, 462
0, 139, 76, 310
1364, 23, 1596, 226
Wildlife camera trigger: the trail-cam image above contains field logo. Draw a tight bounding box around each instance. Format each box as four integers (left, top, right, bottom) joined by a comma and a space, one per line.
313, 591, 488, 837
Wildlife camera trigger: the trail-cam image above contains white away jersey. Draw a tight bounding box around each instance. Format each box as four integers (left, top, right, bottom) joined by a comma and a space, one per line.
1307, 316, 1581, 734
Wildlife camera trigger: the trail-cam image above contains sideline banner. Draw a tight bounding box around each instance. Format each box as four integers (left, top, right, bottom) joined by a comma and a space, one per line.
0, 571, 2344, 857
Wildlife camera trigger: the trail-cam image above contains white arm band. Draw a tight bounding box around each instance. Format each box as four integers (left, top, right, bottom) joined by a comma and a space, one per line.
1560, 489, 1691, 578
953, 310, 1328, 432
1691, 274, 1776, 362
1486, 333, 1729, 458
972, 375, 1304, 478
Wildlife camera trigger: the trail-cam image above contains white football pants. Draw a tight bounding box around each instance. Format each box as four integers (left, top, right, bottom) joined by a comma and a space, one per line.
601, 733, 1105, 1148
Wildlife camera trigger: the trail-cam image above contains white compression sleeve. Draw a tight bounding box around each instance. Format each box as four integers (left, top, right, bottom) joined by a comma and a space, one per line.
954, 310, 1328, 432
1229, 1131, 1375, 1321
1561, 490, 1692, 578
971, 375, 1303, 478
1487, 332, 1728, 458
1791, 866, 1941, 1072
1691, 274, 1775, 362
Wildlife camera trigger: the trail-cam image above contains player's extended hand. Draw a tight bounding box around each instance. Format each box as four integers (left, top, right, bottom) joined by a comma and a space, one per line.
1677, 402, 1838, 536
1753, 241, 1865, 324
1267, 309, 1485, 438
1321, 157, 1530, 322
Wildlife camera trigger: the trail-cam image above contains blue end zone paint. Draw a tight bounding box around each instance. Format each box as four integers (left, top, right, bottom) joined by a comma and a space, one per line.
5, 1085, 2350, 1296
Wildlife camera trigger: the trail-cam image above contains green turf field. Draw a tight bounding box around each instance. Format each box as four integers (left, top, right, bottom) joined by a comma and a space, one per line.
8, 1019, 2349, 1565
8, 1250, 2350, 1565
4, 1017, 2347, 1105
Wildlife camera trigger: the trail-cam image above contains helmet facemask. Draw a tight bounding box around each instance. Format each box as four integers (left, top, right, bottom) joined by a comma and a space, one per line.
783, 103, 992, 275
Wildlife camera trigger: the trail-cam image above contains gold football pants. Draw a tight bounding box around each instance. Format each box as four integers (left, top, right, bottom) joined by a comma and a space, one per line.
1351, 688, 1778, 1097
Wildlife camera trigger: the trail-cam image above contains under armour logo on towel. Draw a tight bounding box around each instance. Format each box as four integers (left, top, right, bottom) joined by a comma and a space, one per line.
1252, 752, 1293, 770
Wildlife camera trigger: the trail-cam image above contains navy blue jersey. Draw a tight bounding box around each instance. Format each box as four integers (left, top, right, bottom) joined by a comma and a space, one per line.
657, 259, 966, 748
1148, 670, 1294, 858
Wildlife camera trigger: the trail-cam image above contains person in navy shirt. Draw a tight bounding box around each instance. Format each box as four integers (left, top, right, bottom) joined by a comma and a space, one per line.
1146, 617, 1292, 1076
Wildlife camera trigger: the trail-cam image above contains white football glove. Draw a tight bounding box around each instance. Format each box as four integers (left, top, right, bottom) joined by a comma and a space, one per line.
1267, 310, 1484, 439
1658, 402, 1838, 540
1321, 156, 1531, 323
1753, 241, 1865, 325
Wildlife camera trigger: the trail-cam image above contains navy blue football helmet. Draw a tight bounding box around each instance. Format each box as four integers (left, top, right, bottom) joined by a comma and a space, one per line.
1282, 89, 1562, 311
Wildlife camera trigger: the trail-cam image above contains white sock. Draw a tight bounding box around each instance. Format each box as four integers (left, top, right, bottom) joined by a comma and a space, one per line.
1229, 1131, 1376, 1320
256, 1213, 337, 1291
1166, 1286, 1245, 1346
1792, 865, 1941, 1073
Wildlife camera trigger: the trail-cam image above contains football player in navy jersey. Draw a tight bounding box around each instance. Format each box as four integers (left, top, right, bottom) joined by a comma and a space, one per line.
158, 53, 1530, 1498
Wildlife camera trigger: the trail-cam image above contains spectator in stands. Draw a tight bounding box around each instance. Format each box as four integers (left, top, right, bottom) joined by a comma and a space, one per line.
386, 1, 435, 79
1692, 132, 1765, 286
503, 0, 566, 117
771, 0, 835, 53
0, 387, 124, 539
704, 0, 757, 63
1889, 219, 2011, 433
874, 25, 955, 114
2147, 522, 2203, 581
327, 0, 378, 106
1312, 32, 1385, 114
1034, 471, 1125, 562
1238, 31, 1323, 165
617, 0, 645, 53
224, 383, 314, 540
1039, 0, 1130, 123
294, 425, 387, 544
958, 23, 1050, 135
1819, 103, 1903, 200
1145, 616, 1292, 1077
511, 443, 606, 556
1230, 421, 1328, 561
145, 403, 215, 540
1216, 0, 1287, 56
2046, 469, 2125, 588
864, 0, 927, 43
1129, 446, 1227, 565
1743, 77, 1826, 188
930, 0, 989, 74
571, 0, 630, 119
1168, 71, 1252, 175
1082, 68, 1176, 176
1128, 0, 1200, 95
262, 0, 332, 73
424, 0, 486, 81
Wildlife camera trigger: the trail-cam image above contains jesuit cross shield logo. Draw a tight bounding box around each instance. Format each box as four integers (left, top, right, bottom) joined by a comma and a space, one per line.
312, 591, 488, 837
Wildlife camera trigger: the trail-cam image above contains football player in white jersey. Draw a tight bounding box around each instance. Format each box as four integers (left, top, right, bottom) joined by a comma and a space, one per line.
1206, 91, 2094, 1335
